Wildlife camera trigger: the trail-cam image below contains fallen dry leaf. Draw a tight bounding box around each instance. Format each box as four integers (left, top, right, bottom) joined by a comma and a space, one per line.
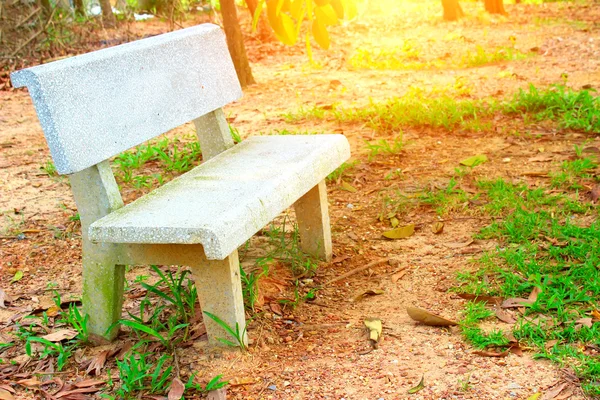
406, 307, 458, 326
472, 349, 509, 357
16, 378, 42, 387
207, 388, 227, 400
228, 377, 255, 386
167, 377, 185, 400
391, 270, 407, 283
575, 317, 593, 329
364, 318, 382, 345
495, 308, 517, 324
443, 239, 474, 249
460, 154, 488, 167
0, 289, 12, 309
541, 382, 568, 400
85, 350, 110, 376
382, 224, 415, 239
353, 289, 384, 302
74, 379, 104, 388
528, 154, 554, 162
341, 181, 358, 193
591, 185, 600, 203
42, 329, 78, 342
592, 309, 600, 321
528, 286, 542, 303
0, 389, 14, 400
331, 255, 350, 264
431, 221, 444, 234
269, 302, 282, 316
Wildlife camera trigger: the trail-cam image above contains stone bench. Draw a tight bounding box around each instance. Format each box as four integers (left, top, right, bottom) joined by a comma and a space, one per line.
11, 24, 350, 346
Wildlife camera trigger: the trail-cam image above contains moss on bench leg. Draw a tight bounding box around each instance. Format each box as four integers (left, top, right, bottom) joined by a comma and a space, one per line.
83, 255, 125, 343
191, 250, 247, 347
293, 180, 333, 262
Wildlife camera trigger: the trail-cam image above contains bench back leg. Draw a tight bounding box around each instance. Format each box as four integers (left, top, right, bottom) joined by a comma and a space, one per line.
190, 250, 247, 347
293, 180, 333, 262
70, 161, 126, 342
193, 108, 234, 161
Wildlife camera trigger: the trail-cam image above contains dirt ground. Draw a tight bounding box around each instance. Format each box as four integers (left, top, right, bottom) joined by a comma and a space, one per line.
1, 0, 600, 398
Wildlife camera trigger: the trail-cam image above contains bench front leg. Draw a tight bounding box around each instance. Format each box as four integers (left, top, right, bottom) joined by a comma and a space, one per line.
191, 250, 247, 347
293, 180, 333, 262
83, 252, 125, 343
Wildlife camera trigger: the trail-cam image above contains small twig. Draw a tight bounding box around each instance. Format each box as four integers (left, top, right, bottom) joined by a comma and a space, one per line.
324, 258, 390, 287
10, 7, 55, 58
16, 7, 41, 29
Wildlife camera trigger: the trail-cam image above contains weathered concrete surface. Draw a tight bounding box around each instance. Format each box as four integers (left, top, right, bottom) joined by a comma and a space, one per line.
294, 180, 333, 261
89, 134, 351, 260
11, 24, 241, 175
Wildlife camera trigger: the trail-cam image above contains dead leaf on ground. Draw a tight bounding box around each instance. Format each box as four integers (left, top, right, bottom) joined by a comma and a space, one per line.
541, 382, 568, 400
391, 270, 407, 283
406, 307, 458, 326
364, 318, 382, 345
74, 380, 104, 388
591, 185, 600, 203
341, 181, 358, 193
85, 350, 110, 376
592, 309, 600, 321
528, 286, 542, 303
407, 375, 425, 394
528, 154, 555, 163
353, 289, 384, 302
431, 221, 444, 234
501, 298, 533, 308
269, 302, 283, 316
331, 255, 350, 264
382, 224, 415, 239
0, 289, 11, 309
457, 293, 503, 306
443, 239, 474, 249
228, 377, 255, 386
0, 389, 14, 400
472, 349, 509, 357
16, 378, 41, 387
460, 154, 488, 167
167, 378, 184, 400
207, 388, 227, 400
495, 308, 517, 324
41, 329, 78, 342
575, 317, 593, 329
11, 271, 23, 283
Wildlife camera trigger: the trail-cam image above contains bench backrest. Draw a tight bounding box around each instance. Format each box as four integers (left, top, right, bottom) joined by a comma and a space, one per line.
11, 24, 242, 175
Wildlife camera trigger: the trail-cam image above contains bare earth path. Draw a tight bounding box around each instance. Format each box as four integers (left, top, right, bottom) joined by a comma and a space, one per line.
2, 1, 600, 398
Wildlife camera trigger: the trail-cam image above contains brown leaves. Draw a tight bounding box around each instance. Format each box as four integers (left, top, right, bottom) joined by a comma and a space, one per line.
0, 289, 12, 309
41, 329, 78, 342
442, 239, 474, 249
167, 378, 185, 400
364, 318, 382, 346
472, 349, 509, 357
352, 289, 384, 302
591, 184, 600, 203
495, 308, 517, 324
382, 224, 414, 239
406, 307, 457, 326
431, 221, 444, 234
501, 298, 533, 308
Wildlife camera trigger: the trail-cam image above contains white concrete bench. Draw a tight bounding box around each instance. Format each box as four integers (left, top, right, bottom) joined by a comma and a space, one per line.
11, 24, 350, 346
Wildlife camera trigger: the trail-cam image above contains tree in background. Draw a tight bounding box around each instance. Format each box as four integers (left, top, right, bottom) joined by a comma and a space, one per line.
442, 0, 507, 21
441, 0, 464, 21
100, 0, 117, 27
221, 0, 256, 87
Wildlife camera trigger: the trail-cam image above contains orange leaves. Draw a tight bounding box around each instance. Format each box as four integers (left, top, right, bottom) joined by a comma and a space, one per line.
258, 0, 357, 50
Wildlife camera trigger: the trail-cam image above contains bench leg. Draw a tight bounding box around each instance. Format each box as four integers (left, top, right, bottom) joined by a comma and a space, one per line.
191, 250, 247, 347
293, 180, 333, 262
82, 255, 125, 343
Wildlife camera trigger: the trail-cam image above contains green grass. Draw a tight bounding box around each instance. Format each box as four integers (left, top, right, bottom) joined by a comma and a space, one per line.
452, 177, 600, 395
283, 84, 600, 137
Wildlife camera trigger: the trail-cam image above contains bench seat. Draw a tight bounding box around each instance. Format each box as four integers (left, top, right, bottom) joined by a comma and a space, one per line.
89, 134, 350, 260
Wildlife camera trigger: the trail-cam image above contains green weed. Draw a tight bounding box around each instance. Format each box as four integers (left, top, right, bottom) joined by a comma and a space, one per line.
327, 160, 360, 183
365, 135, 404, 160
202, 311, 247, 350
41, 159, 58, 176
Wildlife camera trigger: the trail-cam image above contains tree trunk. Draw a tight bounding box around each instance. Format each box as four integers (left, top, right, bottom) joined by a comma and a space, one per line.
220, 0, 256, 87
99, 0, 117, 27
484, 0, 507, 15
441, 0, 464, 21
244, 0, 273, 40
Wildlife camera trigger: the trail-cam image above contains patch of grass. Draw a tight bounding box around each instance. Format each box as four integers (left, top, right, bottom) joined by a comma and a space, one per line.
459, 302, 510, 350
419, 178, 471, 215
202, 311, 247, 350
365, 135, 404, 160
41, 159, 57, 176
459, 45, 528, 68
456, 176, 600, 394
327, 160, 360, 183
550, 157, 598, 189
505, 84, 600, 132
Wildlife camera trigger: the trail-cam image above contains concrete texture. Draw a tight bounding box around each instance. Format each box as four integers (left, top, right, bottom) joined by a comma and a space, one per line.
89, 135, 351, 260
11, 24, 241, 175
